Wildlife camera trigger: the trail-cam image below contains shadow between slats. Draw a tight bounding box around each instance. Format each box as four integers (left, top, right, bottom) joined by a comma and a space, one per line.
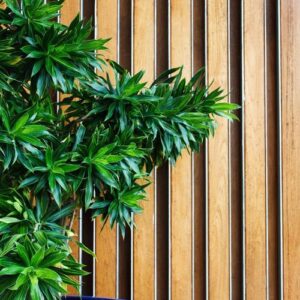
118, 1, 132, 299
192, 0, 206, 299
228, 0, 243, 299
81, 0, 95, 296
155, 1, 169, 299
265, 0, 279, 298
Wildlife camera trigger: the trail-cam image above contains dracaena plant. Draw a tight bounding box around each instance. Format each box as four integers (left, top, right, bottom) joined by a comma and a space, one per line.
0, 0, 238, 299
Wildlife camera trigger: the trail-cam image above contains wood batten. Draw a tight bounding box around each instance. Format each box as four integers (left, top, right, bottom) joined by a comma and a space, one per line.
170, 1, 193, 299
132, 0, 156, 299
207, 0, 230, 298
59, 0, 81, 296
244, 0, 267, 298
281, 0, 300, 299
95, 1, 118, 298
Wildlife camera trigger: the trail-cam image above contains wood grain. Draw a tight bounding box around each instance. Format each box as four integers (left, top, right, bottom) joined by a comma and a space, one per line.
244, 0, 266, 298
95, 1, 118, 297
170, 1, 192, 299
281, 1, 300, 299
59, 1, 81, 296
207, 0, 230, 299
132, 0, 155, 299
60, 0, 80, 25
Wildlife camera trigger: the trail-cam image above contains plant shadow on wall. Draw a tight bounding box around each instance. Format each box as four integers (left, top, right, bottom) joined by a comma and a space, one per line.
0, 0, 238, 299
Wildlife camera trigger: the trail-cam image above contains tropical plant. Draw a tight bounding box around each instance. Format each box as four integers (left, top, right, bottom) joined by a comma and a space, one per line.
0, 0, 238, 299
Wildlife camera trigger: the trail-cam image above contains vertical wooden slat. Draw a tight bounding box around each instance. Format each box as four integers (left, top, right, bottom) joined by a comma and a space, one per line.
170, 1, 192, 299
244, 0, 267, 298
59, 2, 81, 296
60, 0, 80, 24
207, 0, 230, 299
132, 1, 155, 299
95, 1, 118, 298
281, 1, 300, 299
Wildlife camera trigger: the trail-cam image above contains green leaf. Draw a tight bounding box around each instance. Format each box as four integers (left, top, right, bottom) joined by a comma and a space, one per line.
19, 176, 40, 188
76, 241, 97, 259
47, 203, 76, 223
35, 268, 61, 281
31, 246, 45, 267
0, 217, 21, 224
31, 60, 44, 77
10, 274, 28, 290
30, 279, 42, 300
95, 165, 119, 189
16, 244, 30, 266
0, 265, 24, 275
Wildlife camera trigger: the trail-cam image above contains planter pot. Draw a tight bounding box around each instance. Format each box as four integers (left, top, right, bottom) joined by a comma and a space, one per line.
62, 297, 125, 300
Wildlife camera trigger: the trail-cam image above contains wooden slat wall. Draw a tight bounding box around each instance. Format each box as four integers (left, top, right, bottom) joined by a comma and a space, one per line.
49, 0, 300, 299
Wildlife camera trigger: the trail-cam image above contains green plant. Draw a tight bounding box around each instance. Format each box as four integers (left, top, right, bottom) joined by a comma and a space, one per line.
0, 0, 238, 299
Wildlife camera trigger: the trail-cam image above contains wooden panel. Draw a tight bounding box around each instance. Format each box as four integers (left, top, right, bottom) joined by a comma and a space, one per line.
170, 1, 192, 299
59, 1, 81, 296
95, 1, 118, 298
207, 0, 230, 299
132, 1, 155, 299
60, 0, 80, 24
281, 1, 300, 299
244, 0, 266, 298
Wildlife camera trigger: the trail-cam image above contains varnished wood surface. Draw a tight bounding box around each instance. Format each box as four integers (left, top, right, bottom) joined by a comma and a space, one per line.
170, 1, 193, 299
95, 1, 118, 298
60, 0, 80, 25
244, 0, 267, 298
281, 1, 300, 299
207, 0, 230, 299
60, 1, 81, 296
8, 1, 297, 299
132, 1, 156, 299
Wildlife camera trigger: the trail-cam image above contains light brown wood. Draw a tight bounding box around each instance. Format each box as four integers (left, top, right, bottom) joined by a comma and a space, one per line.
170, 1, 192, 299
281, 1, 300, 299
60, 0, 80, 25
244, 0, 266, 298
207, 0, 230, 299
133, 1, 155, 299
95, 1, 118, 298
59, 1, 81, 296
